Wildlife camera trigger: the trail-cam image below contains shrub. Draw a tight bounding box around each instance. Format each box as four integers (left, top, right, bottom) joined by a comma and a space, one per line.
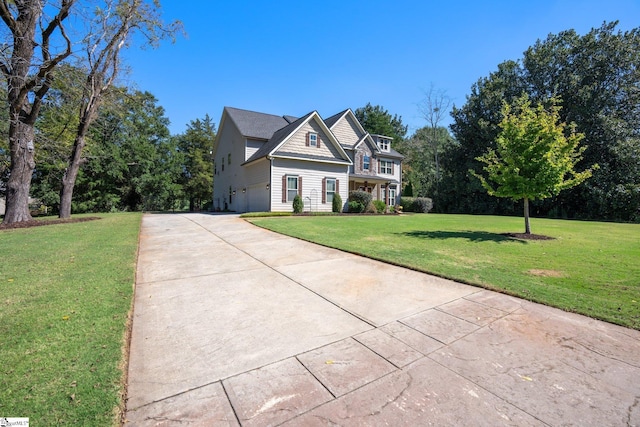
348, 201, 364, 213
332, 193, 343, 213
400, 197, 415, 212
373, 199, 386, 213
413, 197, 433, 213
400, 197, 433, 213
292, 194, 304, 213
349, 191, 372, 209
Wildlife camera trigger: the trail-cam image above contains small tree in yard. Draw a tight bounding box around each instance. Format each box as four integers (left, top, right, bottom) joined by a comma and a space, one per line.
472, 94, 597, 234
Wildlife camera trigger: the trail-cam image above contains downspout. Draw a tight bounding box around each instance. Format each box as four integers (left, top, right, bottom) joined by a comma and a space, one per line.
268, 155, 273, 212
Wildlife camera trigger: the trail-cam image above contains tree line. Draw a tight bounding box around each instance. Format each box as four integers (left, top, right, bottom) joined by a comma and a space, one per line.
2, 12, 638, 224
1, 75, 216, 216
359, 22, 639, 223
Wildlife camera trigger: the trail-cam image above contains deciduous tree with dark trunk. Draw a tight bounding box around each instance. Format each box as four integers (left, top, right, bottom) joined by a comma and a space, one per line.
59, 0, 181, 218
0, 0, 74, 224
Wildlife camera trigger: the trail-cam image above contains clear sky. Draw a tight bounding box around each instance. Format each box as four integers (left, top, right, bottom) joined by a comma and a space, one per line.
121, 0, 640, 136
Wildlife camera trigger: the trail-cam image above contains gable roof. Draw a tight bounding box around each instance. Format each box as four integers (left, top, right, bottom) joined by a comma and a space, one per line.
245, 112, 315, 163
224, 106, 291, 140
323, 108, 349, 129
244, 111, 352, 166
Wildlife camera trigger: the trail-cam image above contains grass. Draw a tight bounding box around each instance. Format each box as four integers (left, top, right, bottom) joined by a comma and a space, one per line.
249, 213, 640, 330
0, 213, 141, 425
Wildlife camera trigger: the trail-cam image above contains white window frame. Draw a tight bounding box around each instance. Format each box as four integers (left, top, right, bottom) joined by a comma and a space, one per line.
287, 176, 299, 201
379, 139, 389, 151
380, 159, 392, 174
326, 178, 336, 203
363, 155, 370, 170
309, 132, 318, 147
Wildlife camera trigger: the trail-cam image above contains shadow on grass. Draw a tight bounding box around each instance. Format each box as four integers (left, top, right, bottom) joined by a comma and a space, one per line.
401, 230, 527, 244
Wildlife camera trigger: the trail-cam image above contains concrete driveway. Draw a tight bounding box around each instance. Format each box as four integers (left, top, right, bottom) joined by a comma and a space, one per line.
125, 213, 640, 426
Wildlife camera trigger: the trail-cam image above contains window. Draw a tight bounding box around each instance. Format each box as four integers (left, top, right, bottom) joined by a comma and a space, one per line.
228, 153, 231, 164
378, 139, 389, 151
363, 155, 370, 170
309, 132, 318, 147
221, 157, 224, 172
380, 160, 392, 174
287, 176, 298, 201
326, 178, 336, 203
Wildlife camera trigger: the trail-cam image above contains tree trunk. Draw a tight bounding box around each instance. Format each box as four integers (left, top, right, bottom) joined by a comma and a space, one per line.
2, 121, 36, 224
59, 134, 87, 218
524, 197, 531, 234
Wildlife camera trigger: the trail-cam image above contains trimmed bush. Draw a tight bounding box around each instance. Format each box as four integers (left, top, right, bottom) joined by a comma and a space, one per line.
400, 197, 433, 213
373, 199, 386, 213
332, 193, 343, 213
413, 197, 433, 213
348, 201, 364, 213
349, 191, 372, 208
293, 194, 304, 213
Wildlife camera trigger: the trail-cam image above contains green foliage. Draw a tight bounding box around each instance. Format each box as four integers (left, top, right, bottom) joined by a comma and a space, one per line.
250, 214, 640, 329
354, 103, 408, 142
348, 190, 373, 210
402, 182, 413, 197
292, 194, 304, 213
332, 193, 343, 213
175, 115, 216, 211
473, 95, 595, 201
71, 89, 183, 213
348, 201, 364, 213
400, 197, 433, 213
373, 199, 387, 213
472, 95, 596, 233
0, 213, 141, 424
446, 22, 640, 222
396, 126, 455, 198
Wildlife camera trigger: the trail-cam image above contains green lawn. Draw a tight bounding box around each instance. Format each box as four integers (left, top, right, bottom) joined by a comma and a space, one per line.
250, 214, 640, 329
0, 213, 141, 426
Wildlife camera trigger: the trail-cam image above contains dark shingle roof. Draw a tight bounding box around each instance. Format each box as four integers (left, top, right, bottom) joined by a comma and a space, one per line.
324, 109, 349, 129
244, 112, 315, 164
225, 107, 290, 140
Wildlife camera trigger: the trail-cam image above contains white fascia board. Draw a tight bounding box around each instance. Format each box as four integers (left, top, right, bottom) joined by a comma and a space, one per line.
270, 154, 352, 166
269, 111, 352, 163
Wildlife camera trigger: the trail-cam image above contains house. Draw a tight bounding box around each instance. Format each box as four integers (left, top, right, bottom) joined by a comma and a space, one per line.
212, 106, 403, 213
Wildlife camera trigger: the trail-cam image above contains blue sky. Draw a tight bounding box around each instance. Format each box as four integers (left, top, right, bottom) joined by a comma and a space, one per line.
122, 0, 640, 136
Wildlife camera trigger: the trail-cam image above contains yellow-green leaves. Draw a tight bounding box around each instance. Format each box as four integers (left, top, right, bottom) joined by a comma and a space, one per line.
473, 94, 596, 202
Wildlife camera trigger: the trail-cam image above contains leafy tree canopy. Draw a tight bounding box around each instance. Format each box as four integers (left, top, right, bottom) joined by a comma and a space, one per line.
473, 94, 596, 233
445, 21, 640, 221
354, 103, 408, 143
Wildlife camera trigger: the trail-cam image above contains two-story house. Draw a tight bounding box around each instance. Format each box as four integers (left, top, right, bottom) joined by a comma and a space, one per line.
212, 107, 403, 213
325, 109, 404, 207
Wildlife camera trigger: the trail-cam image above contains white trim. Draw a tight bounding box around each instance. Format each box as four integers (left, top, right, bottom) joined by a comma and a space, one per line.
267, 111, 352, 163
270, 154, 352, 165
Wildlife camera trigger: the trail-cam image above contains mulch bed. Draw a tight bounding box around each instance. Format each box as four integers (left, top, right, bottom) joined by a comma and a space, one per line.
0, 216, 101, 230
502, 232, 555, 241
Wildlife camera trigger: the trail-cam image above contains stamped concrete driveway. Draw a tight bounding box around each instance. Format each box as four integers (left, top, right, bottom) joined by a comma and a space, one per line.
125, 213, 640, 426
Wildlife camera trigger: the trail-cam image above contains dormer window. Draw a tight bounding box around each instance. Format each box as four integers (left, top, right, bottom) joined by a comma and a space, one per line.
378, 138, 390, 151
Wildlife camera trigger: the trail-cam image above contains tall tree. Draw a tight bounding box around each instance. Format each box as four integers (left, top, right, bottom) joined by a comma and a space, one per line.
354, 103, 408, 143
447, 22, 640, 221
59, 0, 181, 218
473, 95, 596, 234
0, 0, 75, 224
417, 84, 452, 185
396, 126, 455, 198
175, 115, 216, 211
